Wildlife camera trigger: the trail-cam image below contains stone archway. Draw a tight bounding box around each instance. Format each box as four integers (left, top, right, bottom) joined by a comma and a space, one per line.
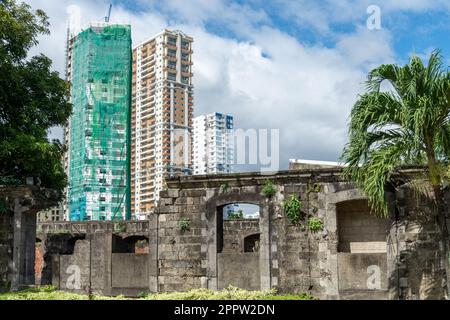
205, 193, 271, 291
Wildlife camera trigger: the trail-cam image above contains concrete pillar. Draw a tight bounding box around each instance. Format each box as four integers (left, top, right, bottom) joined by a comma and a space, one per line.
148, 214, 158, 292
89, 231, 110, 294
51, 254, 60, 289
259, 200, 271, 290
11, 198, 36, 290
206, 207, 217, 290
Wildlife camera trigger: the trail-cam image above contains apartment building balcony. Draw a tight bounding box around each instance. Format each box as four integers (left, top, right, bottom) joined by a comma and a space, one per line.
141, 66, 155, 77
181, 47, 193, 54
141, 73, 156, 83
181, 58, 193, 65
164, 53, 177, 61
140, 95, 155, 105
140, 184, 155, 193
140, 113, 155, 122
164, 42, 177, 50
141, 57, 155, 68
140, 118, 156, 126
181, 71, 193, 78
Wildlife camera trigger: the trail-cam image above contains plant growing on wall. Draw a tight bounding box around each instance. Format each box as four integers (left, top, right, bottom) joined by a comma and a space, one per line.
179, 218, 190, 231
307, 182, 321, 194
283, 193, 303, 226
261, 179, 276, 197
308, 217, 324, 232
219, 183, 229, 194
115, 221, 126, 233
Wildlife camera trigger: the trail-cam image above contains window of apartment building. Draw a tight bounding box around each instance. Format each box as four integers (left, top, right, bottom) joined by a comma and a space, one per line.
168, 37, 177, 45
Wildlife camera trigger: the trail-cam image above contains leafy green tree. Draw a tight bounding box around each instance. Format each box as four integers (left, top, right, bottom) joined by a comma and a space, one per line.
0, 0, 71, 194
341, 50, 450, 295
228, 209, 244, 219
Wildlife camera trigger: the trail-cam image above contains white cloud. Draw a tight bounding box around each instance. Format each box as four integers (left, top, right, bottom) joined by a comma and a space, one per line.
24, 0, 397, 169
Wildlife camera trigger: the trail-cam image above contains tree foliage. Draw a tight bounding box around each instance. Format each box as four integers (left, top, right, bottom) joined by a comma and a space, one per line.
0, 0, 71, 193
341, 50, 450, 216
227, 209, 244, 219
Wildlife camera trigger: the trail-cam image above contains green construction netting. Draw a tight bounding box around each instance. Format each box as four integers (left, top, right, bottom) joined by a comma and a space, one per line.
68, 24, 131, 221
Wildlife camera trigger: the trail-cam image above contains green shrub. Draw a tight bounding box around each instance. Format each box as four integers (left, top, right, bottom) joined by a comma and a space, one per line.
143, 286, 315, 300
308, 217, 324, 232
179, 218, 190, 231
283, 194, 303, 225
219, 183, 229, 194
261, 179, 276, 197
227, 209, 244, 219
114, 221, 126, 233
0, 285, 316, 300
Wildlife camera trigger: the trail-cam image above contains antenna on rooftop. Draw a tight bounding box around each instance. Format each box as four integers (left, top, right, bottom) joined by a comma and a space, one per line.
104, 4, 112, 22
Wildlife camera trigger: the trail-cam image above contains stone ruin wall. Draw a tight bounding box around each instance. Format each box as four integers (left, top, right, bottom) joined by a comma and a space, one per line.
27, 168, 450, 299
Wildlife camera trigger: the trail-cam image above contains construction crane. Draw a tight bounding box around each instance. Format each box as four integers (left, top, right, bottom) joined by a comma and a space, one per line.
104, 4, 112, 23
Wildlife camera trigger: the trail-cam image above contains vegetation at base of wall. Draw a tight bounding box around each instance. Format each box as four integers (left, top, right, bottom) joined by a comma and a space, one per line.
0, 286, 126, 300
227, 209, 244, 219
142, 286, 316, 300
0, 285, 317, 300
261, 179, 276, 197
179, 217, 190, 231
308, 217, 324, 232
283, 194, 303, 226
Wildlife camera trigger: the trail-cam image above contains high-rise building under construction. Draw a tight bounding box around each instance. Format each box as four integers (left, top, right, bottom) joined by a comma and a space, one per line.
131, 29, 194, 220
66, 23, 132, 221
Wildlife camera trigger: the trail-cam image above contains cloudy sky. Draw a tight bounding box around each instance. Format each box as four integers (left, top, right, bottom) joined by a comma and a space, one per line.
24, 0, 450, 170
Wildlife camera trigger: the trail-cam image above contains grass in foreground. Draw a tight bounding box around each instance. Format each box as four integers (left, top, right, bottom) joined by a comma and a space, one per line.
0, 286, 316, 300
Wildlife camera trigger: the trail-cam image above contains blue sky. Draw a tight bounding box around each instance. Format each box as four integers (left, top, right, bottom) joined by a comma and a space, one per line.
111, 0, 450, 60
27, 0, 450, 170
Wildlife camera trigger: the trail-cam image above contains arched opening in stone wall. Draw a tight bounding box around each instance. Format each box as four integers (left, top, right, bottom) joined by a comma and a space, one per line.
111, 235, 150, 291
39, 234, 86, 285
112, 235, 149, 253
335, 199, 390, 297
244, 233, 260, 253
216, 202, 261, 290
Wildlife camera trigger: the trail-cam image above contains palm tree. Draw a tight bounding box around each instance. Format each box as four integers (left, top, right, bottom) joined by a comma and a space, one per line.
341, 50, 450, 297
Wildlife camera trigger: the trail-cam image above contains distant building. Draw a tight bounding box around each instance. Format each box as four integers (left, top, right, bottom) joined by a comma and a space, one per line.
289, 159, 345, 170
193, 113, 234, 175
65, 23, 132, 221
131, 29, 194, 220
37, 205, 64, 222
